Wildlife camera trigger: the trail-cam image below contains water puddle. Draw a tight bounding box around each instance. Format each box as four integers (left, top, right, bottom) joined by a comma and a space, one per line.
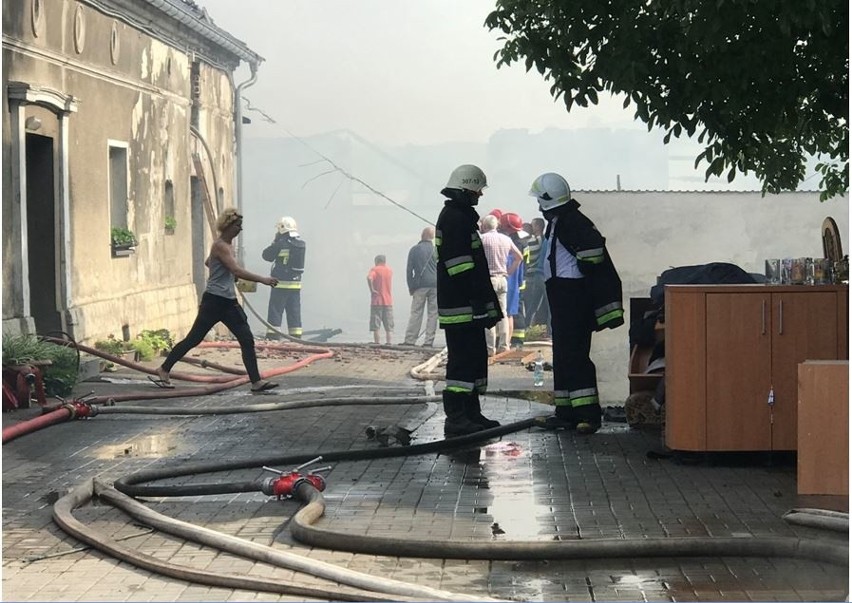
463, 441, 556, 539
94, 434, 178, 458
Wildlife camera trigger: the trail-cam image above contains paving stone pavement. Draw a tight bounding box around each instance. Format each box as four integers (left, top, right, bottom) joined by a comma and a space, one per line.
2, 342, 848, 601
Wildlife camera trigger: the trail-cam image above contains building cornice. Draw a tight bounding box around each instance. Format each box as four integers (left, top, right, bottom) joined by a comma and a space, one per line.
79, 0, 263, 69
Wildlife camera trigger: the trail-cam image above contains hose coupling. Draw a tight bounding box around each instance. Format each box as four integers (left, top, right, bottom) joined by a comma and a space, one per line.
63, 400, 98, 419
261, 472, 304, 498
261, 460, 330, 499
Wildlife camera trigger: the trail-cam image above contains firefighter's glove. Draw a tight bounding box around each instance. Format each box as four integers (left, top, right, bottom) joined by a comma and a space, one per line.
472, 300, 500, 329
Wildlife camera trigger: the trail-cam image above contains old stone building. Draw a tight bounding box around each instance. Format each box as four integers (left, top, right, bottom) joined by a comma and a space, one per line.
2, 0, 262, 342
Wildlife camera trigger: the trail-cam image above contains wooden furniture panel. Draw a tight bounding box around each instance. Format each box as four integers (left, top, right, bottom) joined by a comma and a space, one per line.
665, 284, 848, 452
705, 293, 772, 450
797, 361, 849, 495
770, 292, 838, 450
628, 297, 665, 394
629, 345, 663, 393
665, 288, 706, 450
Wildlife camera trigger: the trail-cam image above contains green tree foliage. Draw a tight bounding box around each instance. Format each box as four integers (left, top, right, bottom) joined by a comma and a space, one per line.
485, 0, 848, 200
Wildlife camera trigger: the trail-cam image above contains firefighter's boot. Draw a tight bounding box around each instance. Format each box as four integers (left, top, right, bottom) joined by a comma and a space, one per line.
467, 394, 500, 429
542, 404, 577, 430
574, 403, 602, 435
443, 391, 484, 437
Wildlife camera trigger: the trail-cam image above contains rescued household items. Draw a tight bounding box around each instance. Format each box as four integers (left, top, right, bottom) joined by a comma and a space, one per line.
766, 257, 834, 285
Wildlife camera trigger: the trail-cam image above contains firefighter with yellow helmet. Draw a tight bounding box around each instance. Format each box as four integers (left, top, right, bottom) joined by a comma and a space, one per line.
262, 216, 306, 339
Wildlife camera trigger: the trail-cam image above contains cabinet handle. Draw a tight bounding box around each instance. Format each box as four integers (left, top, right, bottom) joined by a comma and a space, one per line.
778, 300, 784, 334
761, 300, 766, 334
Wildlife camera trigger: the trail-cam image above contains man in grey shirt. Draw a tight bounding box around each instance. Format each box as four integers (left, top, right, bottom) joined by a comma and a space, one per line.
403, 226, 438, 346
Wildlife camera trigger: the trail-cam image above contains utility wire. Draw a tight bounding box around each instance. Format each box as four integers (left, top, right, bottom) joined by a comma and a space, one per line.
241, 97, 434, 226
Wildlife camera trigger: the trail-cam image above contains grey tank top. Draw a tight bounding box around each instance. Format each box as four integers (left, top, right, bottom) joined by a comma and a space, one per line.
205, 250, 237, 299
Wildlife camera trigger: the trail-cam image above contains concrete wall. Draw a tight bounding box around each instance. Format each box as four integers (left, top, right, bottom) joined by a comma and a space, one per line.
2, 0, 239, 344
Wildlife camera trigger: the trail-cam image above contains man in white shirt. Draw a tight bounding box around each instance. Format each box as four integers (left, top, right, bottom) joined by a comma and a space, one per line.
479, 214, 523, 355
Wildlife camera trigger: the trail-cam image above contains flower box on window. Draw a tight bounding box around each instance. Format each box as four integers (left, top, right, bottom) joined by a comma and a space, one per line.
111, 227, 137, 257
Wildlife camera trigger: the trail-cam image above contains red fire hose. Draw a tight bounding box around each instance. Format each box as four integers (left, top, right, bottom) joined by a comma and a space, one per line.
2, 400, 96, 444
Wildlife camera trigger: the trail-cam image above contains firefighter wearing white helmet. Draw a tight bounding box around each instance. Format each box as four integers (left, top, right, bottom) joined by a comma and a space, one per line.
529, 172, 572, 212
276, 216, 298, 235
530, 172, 624, 434
435, 164, 502, 437
262, 216, 306, 339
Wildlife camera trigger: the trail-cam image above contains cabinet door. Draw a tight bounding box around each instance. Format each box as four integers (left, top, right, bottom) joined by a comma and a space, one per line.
705, 293, 772, 450
770, 291, 838, 450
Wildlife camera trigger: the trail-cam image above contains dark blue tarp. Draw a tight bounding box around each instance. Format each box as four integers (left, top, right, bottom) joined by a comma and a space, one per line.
649, 262, 758, 306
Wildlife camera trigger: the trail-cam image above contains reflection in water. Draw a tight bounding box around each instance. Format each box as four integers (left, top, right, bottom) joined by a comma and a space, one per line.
474, 440, 554, 540
95, 434, 177, 458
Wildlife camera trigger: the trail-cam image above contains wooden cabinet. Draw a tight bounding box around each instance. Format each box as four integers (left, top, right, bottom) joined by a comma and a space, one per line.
797, 361, 849, 496
665, 285, 848, 452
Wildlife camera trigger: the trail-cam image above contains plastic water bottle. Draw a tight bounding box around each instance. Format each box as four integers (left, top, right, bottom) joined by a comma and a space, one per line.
533, 352, 545, 387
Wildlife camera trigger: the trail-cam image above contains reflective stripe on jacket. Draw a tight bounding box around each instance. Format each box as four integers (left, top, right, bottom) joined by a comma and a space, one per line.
435, 199, 502, 329
543, 199, 624, 331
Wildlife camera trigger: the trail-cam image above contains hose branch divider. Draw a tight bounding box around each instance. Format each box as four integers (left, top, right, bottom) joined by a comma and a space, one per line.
52, 479, 432, 603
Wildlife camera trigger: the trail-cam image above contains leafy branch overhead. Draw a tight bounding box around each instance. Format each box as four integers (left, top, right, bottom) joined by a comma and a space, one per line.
485, 0, 848, 200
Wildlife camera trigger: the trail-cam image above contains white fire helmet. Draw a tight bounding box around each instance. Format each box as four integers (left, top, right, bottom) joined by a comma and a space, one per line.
529, 172, 571, 212
277, 216, 297, 235
445, 164, 487, 193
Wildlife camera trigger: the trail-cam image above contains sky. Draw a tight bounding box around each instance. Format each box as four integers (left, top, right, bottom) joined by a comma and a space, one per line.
198, 0, 646, 147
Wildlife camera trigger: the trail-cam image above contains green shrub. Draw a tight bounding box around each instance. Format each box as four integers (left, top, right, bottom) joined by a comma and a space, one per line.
138, 329, 173, 355
93, 335, 132, 355
110, 227, 136, 246
131, 338, 156, 361
164, 216, 177, 231
525, 324, 550, 342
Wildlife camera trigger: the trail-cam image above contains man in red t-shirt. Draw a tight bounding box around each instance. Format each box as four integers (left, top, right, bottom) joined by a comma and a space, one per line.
367, 255, 394, 344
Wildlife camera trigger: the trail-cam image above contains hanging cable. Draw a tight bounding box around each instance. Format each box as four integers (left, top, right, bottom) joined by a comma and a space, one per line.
240, 96, 434, 226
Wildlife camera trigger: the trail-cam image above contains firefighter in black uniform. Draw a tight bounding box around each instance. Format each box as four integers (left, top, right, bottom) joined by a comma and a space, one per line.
262, 216, 306, 339
529, 173, 624, 434
436, 164, 503, 436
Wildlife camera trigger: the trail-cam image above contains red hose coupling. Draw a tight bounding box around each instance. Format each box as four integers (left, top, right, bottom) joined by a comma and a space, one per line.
303, 473, 326, 492
261, 472, 303, 498
261, 472, 327, 499
62, 401, 97, 419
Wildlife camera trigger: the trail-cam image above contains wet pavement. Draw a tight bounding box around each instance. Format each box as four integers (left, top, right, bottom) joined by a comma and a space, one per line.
2, 342, 848, 601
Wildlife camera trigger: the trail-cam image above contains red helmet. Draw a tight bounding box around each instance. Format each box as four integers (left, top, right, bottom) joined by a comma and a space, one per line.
500, 212, 523, 233
488, 209, 503, 220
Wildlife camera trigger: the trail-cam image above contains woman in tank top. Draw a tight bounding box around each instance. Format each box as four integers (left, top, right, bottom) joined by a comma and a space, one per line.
155, 208, 280, 392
